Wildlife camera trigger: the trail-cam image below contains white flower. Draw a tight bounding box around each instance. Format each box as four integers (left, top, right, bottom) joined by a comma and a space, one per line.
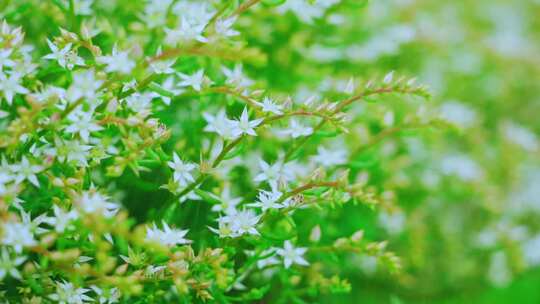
91, 286, 121, 304
276, 240, 309, 268
66, 69, 103, 103
245, 249, 280, 269
522, 234, 540, 267
10, 156, 44, 187
0, 71, 29, 105
167, 153, 197, 186
97, 46, 135, 74
44, 137, 93, 167
440, 154, 483, 181
254, 97, 283, 115
43, 40, 84, 70
146, 221, 190, 247
140, 0, 172, 28
211, 185, 242, 215
247, 189, 285, 212
65, 109, 103, 142
76, 190, 119, 218
0, 48, 15, 69
343, 77, 356, 94
228, 209, 261, 237
215, 17, 240, 38
254, 159, 291, 189
48, 281, 92, 304
377, 210, 406, 236
68, 0, 93, 15
45, 205, 79, 233
311, 146, 347, 167
203, 109, 238, 140
209, 216, 236, 238
0, 248, 26, 280
283, 119, 313, 138
1, 218, 37, 253
164, 17, 207, 45
149, 47, 175, 74
221, 64, 253, 88
503, 121, 539, 151
439, 101, 477, 128
124, 92, 157, 113
487, 251, 512, 287
178, 69, 206, 91
231, 107, 263, 137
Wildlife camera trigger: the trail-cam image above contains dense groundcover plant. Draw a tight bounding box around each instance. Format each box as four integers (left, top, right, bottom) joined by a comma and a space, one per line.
2, 0, 540, 303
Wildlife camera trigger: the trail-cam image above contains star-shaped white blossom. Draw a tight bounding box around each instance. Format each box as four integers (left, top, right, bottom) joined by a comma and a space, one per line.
43, 39, 85, 70
276, 240, 309, 268
10, 156, 44, 187
221, 64, 253, 88
164, 17, 208, 45
97, 46, 135, 74
48, 281, 92, 304
149, 46, 175, 74
146, 221, 190, 247
203, 109, 238, 140
247, 189, 285, 212
167, 153, 197, 186
215, 17, 240, 38
0, 72, 29, 105
178, 69, 206, 91
0, 248, 26, 280
65, 109, 103, 142
231, 107, 263, 137
254, 97, 283, 115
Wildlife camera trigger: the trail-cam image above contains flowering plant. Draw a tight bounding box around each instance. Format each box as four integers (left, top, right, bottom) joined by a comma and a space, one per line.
1, 0, 539, 303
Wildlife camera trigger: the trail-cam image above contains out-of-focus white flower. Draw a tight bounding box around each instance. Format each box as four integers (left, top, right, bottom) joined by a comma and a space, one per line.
0, 248, 26, 280
439, 101, 477, 128
276, 240, 309, 268
178, 69, 206, 91
440, 154, 483, 181
97, 46, 135, 74
311, 146, 347, 167
48, 280, 92, 304
487, 251, 512, 287
502, 121, 539, 151
0, 71, 29, 105
146, 221, 190, 247
222, 64, 253, 88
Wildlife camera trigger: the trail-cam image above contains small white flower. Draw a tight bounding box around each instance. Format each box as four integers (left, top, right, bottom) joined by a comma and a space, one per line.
231, 107, 263, 137
168, 153, 197, 186
0, 248, 26, 280
215, 17, 240, 38
254, 97, 283, 115
66, 69, 103, 103
1, 218, 37, 253
90, 285, 120, 304
254, 159, 287, 189
283, 119, 313, 138
311, 146, 347, 167
211, 185, 242, 215
203, 109, 238, 140
439, 101, 477, 129
149, 46, 175, 74
48, 280, 92, 304
97, 46, 135, 74
247, 189, 284, 212
164, 17, 207, 45
76, 190, 119, 218
0, 48, 15, 69
45, 205, 79, 233
228, 209, 261, 237
0, 71, 29, 105
43, 39, 85, 70
10, 156, 44, 187
221, 64, 253, 88
276, 240, 309, 268
178, 69, 206, 91
146, 221, 190, 247
65, 109, 103, 142
343, 77, 356, 94
91, 286, 121, 304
